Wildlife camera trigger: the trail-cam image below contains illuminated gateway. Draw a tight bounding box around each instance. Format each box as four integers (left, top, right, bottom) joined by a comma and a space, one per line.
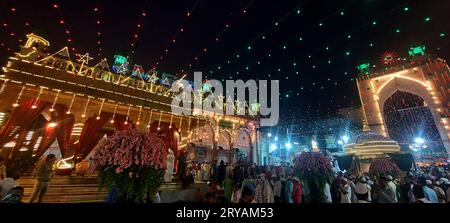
0, 34, 261, 174
355, 46, 449, 162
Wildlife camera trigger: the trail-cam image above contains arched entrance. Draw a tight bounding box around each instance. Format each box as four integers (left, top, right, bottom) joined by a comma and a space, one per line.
383, 90, 447, 159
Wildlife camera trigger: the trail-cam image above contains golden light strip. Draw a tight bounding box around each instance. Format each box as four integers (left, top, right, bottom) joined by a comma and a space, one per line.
12, 86, 26, 107
49, 90, 61, 112
81, 96, 90, 117
136, 105, 142, 125
31, 87, 44, 109
66, 93, 76, 114
110, 104, 118, 124
96, 98, 105, 120
157, 111, 162, 130
169, 113, 173, 129
124, 104, 131, 125
147, 110, 153, 129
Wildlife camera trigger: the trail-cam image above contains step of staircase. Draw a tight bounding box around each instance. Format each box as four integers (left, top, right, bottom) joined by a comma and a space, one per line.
15, 176, 208, 203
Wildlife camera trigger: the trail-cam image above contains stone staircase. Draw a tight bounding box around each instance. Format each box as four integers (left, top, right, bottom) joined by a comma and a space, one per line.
16, 175, 207, 203
17, 175, 107, 203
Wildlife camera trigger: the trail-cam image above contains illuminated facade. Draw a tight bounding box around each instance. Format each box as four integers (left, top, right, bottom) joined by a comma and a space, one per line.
0, 34, 260, 174
356, 51, 449, 160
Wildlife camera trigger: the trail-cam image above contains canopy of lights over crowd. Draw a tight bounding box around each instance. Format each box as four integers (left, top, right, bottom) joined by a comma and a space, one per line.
0, 0, 449, 125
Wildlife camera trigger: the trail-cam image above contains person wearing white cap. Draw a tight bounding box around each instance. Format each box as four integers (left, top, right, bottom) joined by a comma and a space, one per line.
355, 177, 371, 203
386, 175, 398, 202
339, 178, 352, 203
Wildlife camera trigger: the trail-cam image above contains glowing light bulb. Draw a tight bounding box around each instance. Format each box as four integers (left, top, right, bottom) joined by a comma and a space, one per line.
48, 122, 57, 128
12, 103, 19, 107
110, 120, 114, 124
96, 116, 100, 120
157, 127, 161, 130
136, 122, 140, 125
66, 111, 71, 114
31, 105, 37, 109
147, 125, 150, 128
81, 114, 85, 117
49, 108, 55, 112
124, 121, 128, 125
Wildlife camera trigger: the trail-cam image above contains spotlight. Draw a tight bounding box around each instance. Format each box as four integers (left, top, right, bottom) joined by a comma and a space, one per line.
270, 143, 277, 151
342, 135, 349, 143
285, 142, 292, 149
414, 137, 425, 144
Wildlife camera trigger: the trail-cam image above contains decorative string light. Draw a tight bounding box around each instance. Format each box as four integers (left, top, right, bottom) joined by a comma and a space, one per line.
179, 116, 183, 133
169, 113, 173, 129
12, 86, 26, 107
81, 96, 90, 117
49, 90, 61, 112
31, 87, 44, 109
157, 111, 162, 131
187, 116, 191, 133
96, 98, 105, 120
124, 104, 131, 125
136, 105, 142, 125
147, 110, 153, 129
66, 93, 76, 114
110, 104, 117, 124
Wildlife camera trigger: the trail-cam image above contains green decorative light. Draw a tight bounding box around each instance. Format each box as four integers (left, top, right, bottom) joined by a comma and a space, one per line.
319, 23, 323, 26
340, 11, 344, 16
395, 29, 400, 33
345, 51, 351, 56
369, 43, 374, 47
283, 45, 287, 50
409, 45, 426, 56
247, 46, 251, 50
347, 35, 351, 39
296, 10, 300, 14
113, 55, 127, 66
275, 22, 279, 26
357, 63, 370, 72
440, 33, 446, 37
403, 7, 409, 12
372, 21, 377, 25
425, 17, 431, 22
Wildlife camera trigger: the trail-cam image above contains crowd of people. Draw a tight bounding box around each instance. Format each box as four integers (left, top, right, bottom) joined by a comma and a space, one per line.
180, 159, 450, 204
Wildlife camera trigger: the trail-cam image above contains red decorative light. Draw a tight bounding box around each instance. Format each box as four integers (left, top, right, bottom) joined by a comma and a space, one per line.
94, 7, 98, 12
97, 32, 101, 35
25, 22, 29, 26
203, 48, 207, 52
187, 12, 191, 16
137, 24, 141, 28
53, 4, 59, 9
59, 20, 64, 24
380, 52, 398, 65
2, 23, 7, 27
10, 8, 16, 12
65, 30, 70, 34
10, 32, 15, 36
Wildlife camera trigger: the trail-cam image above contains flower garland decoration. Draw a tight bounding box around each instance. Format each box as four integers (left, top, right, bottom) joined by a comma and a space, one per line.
92, 128, 167, 203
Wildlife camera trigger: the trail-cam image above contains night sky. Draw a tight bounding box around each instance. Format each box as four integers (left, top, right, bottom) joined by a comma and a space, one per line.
1, 0, 449, 124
